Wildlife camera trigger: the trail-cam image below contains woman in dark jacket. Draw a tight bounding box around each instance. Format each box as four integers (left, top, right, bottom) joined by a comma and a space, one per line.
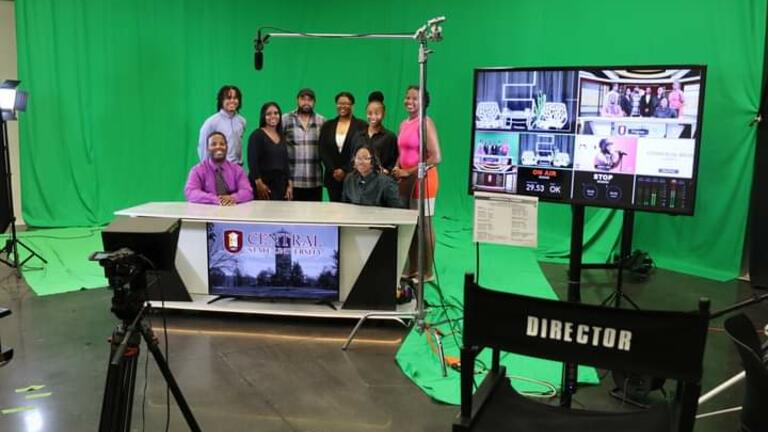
342, 145, 403, 208
319, 91, 367, 202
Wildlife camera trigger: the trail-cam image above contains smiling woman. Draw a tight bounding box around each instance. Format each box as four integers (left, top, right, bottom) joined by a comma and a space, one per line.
341, 145, 403, 208
319, 91, 368, 202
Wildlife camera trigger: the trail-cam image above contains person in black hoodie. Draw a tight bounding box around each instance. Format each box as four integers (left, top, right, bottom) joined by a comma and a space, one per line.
318, 92, 367, 202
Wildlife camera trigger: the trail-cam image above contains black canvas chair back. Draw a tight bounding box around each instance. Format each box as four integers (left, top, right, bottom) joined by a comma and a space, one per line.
724, 314, 768, 432
454, 273, 710, 432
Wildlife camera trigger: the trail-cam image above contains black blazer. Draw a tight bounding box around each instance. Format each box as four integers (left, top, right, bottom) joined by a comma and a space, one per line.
639, 95, 656, 117
318, 116, 368, 185
620, 95, 633, 116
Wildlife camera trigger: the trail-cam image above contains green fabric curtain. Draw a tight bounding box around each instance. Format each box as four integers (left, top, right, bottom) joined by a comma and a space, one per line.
15, 0, 765, 281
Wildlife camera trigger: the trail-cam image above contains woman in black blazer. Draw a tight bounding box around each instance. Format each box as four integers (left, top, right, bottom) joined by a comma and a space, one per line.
319, 91, 368, 202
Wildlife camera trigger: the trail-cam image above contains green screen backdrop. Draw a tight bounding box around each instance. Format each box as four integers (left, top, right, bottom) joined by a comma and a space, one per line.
15, 0, 765, 281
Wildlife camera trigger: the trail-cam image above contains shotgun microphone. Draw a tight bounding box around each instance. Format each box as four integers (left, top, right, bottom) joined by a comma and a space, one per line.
254, 30, 266, 71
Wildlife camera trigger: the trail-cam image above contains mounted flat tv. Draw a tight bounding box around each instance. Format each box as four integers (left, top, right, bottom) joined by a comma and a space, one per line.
469, 65, 706, 215
207, 222, 340, 301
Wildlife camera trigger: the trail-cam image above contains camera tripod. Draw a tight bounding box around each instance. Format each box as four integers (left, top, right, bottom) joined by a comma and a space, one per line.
99, 304, 201, 432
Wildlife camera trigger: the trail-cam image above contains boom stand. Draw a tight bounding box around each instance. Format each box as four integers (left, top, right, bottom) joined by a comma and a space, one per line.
582, 209, 639, 309
99, 304, 201, 432
342, 29, 444, 373
0, 119, 46, 276
255, 18, 449, 372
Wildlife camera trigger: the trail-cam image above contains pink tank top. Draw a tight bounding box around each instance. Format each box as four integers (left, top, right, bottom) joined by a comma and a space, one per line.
668, 90, 683, 109
398, 117, 421, 169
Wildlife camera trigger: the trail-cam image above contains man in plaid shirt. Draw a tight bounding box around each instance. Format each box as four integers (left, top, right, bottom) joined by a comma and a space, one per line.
282, 88, 326, 201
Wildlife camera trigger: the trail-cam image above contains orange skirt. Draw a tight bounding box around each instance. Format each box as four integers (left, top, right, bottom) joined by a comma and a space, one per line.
399, 167, 438, 216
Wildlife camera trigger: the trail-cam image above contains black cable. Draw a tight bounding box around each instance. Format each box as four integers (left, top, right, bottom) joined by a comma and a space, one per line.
160, 283, 170, 432
136, 256, 171, 432
142, 312, 151, 432
423, 169, 463, 353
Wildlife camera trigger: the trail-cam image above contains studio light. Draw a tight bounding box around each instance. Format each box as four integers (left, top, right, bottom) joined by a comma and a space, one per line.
0, 79, 45, 271
0, 80, 27, 121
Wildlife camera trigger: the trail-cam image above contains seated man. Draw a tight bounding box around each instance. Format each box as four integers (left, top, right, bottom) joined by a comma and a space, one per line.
342, 145, 403, 208
185, 132, 253, 205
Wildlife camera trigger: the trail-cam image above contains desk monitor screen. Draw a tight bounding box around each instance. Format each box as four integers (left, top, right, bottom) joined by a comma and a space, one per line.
469, 65, 706, 215
207, 222, 340, 301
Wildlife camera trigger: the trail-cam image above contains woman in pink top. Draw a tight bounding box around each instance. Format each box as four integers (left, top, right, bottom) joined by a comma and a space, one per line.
392, 85, 442, 282
668, 81, 685, 117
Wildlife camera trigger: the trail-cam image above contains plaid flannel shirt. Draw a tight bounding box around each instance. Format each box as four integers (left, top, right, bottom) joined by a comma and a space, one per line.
282, 110, 326, 188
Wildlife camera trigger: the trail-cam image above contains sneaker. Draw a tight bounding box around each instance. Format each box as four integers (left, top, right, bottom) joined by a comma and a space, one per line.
409, 274, 435, 284
396, 279, 414, 304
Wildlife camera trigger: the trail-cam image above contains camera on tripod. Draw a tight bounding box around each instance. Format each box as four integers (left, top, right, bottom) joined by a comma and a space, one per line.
93, 216, 201, 432
90, 248, 150, 322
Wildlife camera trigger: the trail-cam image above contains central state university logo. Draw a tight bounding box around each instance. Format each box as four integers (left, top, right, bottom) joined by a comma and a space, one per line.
223, 230, 243, 253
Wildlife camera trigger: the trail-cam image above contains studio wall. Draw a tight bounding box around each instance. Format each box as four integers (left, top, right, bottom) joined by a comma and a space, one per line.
14, 0, 766, 280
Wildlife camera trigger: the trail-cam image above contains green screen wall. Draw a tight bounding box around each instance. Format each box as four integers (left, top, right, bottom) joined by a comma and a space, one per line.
15, 0, 766, 281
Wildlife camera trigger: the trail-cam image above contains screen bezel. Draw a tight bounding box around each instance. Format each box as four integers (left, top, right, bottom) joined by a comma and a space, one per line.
206, 221, 341, 301
467, 64, 707, 216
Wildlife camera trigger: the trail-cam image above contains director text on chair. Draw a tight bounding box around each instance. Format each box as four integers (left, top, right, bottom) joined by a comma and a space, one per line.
454, 273, 709, 432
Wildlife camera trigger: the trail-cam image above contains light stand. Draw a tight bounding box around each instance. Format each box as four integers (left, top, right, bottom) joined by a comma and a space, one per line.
0, 80, 47, 276
696, 292, 768, 419
253, 18, 447, 368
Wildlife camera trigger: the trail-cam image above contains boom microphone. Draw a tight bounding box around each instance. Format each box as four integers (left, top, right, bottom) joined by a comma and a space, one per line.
254, 30, 265, 71
255, 50, 263, 71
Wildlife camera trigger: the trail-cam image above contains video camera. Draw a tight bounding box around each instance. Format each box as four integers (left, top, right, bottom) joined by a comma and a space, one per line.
92, 216, 189, 322
90, 248, 152, 322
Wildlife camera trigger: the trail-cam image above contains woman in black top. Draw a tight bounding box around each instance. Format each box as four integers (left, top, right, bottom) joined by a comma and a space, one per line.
319, 91, 368, 202
247, 102, 292, 200
351, 91, 399, 173
342, 145, 403, 208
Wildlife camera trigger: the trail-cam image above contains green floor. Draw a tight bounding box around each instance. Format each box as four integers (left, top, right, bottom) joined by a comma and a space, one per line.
396, 217, 600, 404
9, 222, 600, 405
10, 228, 107, 296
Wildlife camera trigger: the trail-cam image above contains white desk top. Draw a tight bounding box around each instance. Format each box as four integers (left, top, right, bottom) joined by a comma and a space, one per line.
116, 201, 418, 226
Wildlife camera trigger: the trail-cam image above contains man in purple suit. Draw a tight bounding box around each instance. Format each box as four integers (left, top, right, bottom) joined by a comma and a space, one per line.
185, 132, 253, 205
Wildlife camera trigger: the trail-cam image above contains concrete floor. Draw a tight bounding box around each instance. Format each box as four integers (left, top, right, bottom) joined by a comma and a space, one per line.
0, 262, 764, 431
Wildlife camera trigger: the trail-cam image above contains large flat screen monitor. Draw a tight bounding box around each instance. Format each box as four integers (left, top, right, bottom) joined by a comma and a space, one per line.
469, 66, 706, 215
207, 222, 340, 301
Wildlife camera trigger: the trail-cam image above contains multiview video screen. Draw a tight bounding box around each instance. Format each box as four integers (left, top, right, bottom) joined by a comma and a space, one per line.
207, 222, 340, 301
469, 66, 706, 215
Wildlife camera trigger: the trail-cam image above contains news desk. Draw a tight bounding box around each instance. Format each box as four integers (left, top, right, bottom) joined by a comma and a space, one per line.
115, 201, 418, 319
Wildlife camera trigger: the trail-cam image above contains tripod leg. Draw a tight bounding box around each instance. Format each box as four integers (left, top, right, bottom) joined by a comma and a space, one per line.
140, 325, 202, 432
621, 292, 640, 310
15, 239, 48, 264
99, 328, 141, 432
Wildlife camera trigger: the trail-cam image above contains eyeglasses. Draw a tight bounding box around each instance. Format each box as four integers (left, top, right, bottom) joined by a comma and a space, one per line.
355, 156, 372, 162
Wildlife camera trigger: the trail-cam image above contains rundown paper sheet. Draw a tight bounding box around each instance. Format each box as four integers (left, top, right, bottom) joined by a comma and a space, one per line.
473, 192, 538, 248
